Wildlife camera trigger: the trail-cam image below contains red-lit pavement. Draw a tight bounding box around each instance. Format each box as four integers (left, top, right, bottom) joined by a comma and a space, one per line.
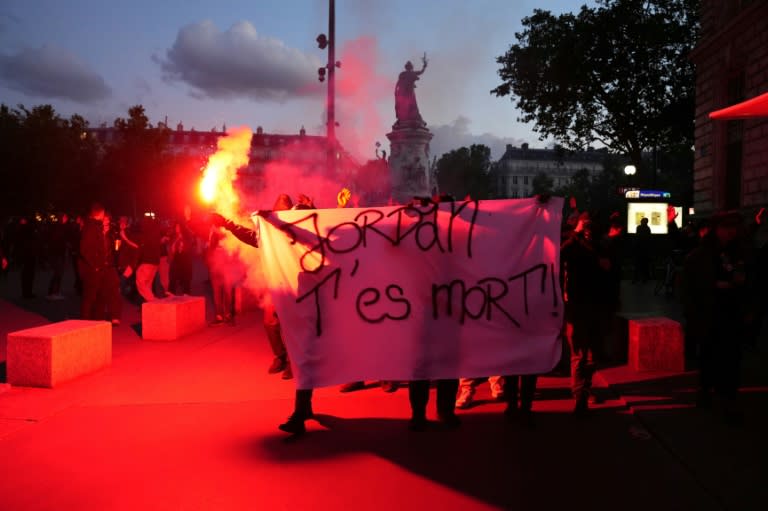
0, 272, 765, 510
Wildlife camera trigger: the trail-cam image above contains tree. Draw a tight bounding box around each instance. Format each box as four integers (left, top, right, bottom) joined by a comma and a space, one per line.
492, 0, 698, 183
0, 104, 100, 217
531, 171, 554, 196
435, 144, 491, 200
102, 105, 170, 216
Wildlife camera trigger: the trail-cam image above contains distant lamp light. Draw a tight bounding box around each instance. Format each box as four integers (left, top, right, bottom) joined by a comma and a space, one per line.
624, 165, 637, 176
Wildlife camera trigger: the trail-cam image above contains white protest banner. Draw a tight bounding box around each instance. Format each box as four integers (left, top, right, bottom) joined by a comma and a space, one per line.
255, 197, 564, 389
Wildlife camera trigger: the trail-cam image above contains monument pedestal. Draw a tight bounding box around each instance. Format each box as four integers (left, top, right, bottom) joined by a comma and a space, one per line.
386, 120, 433, 204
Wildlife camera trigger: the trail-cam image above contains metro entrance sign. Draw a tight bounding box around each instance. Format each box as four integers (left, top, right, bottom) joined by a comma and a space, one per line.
624, 189, 671, 199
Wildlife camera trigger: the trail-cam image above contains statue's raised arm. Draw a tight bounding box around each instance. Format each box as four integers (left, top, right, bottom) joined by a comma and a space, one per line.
417, 53, 428, 75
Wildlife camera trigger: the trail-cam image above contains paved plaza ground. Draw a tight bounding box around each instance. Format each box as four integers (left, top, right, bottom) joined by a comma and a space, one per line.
0, 267, 765, 510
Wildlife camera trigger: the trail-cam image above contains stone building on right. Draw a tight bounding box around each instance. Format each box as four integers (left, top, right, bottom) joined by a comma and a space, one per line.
690, 0, 768, 215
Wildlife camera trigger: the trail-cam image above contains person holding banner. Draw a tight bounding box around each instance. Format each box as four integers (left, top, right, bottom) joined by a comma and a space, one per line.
211, 194, 318, 434
211, 194, 294, 378
408, 194, 461, 432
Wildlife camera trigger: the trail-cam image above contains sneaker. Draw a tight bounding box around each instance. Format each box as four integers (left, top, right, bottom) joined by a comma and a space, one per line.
339, 381, 366, 393
455, 387, 475, 409
268, 357, 287, 374
281, 366, 293, 380
278, 414, 306, 435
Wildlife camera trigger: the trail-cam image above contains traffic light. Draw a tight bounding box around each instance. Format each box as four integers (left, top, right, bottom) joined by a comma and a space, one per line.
318, 67, 326, 82
316, 34, 328, 49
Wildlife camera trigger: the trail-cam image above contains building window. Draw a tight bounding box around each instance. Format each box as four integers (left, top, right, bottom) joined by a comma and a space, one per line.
523, 176, 529, 185
512, 176, 518, 185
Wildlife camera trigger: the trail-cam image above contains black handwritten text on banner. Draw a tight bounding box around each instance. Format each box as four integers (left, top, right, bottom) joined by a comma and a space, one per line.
256, 198, 564, 389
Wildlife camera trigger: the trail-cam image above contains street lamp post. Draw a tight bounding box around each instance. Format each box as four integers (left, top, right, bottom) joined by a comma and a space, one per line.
624, 164, 636, 186
317, 0, 340, 176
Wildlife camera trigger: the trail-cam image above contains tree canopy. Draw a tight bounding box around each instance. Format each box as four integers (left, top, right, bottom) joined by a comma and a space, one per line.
0, 103, 198, 219
435, 144, 491, 200
492, 0, 699, 180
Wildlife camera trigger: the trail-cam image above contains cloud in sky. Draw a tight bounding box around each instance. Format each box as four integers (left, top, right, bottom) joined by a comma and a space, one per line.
157, 20, 323, 101
0, 44, 111, 103
429, 116, 526, 161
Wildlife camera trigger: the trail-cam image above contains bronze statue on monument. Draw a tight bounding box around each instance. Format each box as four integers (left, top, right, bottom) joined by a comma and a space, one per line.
394, 53, 428, 128
387, 52, 433, 202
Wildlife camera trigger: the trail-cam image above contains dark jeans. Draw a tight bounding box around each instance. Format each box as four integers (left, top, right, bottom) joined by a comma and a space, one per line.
408, 379, 459, 419
566, 320, 599, 402
504, 375, 538, 411
210, 271, 233, 319
294, 389, 314, 418
80, 267, 122, 321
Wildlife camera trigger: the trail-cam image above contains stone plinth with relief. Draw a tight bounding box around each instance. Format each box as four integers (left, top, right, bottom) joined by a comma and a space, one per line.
142, 295, 206, 341
7, 320, 112, 388
386, 122, 434, 203
628, 317, 685, 372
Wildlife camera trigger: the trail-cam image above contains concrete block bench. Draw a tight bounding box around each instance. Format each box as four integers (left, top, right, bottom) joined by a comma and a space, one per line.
628, 317, 685, 372
7, 320, 112, 388
142, 295, 206, 340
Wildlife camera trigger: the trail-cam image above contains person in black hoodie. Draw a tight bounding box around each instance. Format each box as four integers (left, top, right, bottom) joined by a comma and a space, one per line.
561, 211, 617, 416
79, 203, 120, 324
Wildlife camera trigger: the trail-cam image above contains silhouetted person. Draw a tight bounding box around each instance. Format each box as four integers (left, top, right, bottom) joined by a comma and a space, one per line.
683, 212, 754, 425
46, 213, 69, 300
15, 216, 39, 299
69, 216, 84, 295
79, 203, 121, 325
408, 194, 460, 432
135, 216, 163, 302
169, 221, 194, 295
561, 211, 617, 416
633, 217, 652, 283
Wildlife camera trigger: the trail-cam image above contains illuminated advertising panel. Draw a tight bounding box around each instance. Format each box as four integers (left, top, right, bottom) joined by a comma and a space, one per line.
626, 202, 682, 234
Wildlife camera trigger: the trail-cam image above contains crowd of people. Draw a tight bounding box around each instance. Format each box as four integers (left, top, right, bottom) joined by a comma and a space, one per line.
0, 204, 209, 325
0, 195, 765, 436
